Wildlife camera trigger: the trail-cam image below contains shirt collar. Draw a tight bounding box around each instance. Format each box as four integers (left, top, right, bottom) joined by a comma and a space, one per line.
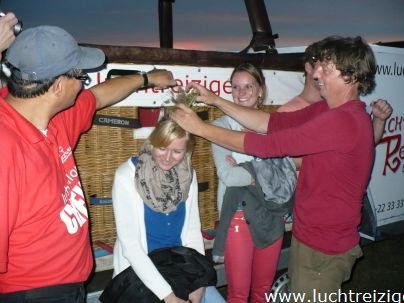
0, 87, 48, 144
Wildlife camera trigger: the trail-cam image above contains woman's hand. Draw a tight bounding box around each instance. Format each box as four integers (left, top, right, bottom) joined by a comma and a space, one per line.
188, 287, 205, 303
164, 292, 188, 303
185, 81, 220, 106
225, 155, 237, 167
225, 155, 255, 185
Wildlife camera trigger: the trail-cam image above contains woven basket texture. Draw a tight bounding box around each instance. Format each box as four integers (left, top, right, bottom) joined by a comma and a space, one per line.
74, 105, 279, 250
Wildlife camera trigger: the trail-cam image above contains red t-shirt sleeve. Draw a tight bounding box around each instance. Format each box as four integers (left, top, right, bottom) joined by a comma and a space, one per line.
244, 101, 348, 158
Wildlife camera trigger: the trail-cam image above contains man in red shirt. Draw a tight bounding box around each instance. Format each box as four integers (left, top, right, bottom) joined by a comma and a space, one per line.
172, 36, 384, 300
0, 25, 175, 302
279, 40, 391, 145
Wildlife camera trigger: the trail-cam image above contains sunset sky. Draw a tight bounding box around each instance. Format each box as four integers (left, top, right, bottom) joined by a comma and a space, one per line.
2, 0, 404, 52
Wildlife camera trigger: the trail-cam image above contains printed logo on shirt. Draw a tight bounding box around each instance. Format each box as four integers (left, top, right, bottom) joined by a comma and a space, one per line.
58, 145, 89, 234
59, 146, 72, 164
60, 182, 88, 234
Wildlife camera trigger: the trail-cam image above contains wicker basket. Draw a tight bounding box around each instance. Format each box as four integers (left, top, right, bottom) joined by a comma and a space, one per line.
74, 105, 279, 250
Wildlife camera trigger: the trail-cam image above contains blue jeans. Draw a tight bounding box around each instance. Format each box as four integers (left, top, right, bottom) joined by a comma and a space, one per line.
202, 286, 226, 303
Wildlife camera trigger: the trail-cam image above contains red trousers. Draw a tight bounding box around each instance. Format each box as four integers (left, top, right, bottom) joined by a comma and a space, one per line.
224, 210, 283, 303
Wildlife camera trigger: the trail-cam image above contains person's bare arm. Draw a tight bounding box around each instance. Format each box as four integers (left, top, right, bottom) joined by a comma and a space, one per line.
172, 104, 246, 153
164, 292, 188, 303
90, 69, 177, 110
188, 287, 205, 303
371, 99, 393, 144
186, 82, 270, 134
0, 12, 18, 54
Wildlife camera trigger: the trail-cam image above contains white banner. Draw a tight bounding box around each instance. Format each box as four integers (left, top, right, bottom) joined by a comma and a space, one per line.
365, 45, 404, 226
87, 63, 303, 107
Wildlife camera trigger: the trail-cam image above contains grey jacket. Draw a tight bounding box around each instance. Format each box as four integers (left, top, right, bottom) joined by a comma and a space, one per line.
212, 158, 296, 259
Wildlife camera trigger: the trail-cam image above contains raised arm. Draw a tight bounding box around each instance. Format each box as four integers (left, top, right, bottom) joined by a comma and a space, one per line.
90, 69, 177, 110
172, 104, 246, 153
371, 99, 393, 145
187, 82, 270, 134
0, 12, 18, 55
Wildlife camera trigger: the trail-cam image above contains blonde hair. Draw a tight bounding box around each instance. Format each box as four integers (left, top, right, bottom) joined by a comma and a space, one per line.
147, 115, 195, 165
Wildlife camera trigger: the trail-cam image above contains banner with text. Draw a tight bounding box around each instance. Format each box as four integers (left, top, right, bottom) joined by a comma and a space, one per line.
364, 46, 404, 227
87, 64, 304, 107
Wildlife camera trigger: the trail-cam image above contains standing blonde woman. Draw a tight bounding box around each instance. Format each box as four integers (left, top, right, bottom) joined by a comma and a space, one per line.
211, 63, 296, 303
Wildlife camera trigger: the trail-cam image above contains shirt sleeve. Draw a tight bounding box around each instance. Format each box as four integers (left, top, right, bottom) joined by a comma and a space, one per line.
112, 160, 172, 300
212, 119, 253, 187
182, 170, 205, 255
245, 104, 355, 159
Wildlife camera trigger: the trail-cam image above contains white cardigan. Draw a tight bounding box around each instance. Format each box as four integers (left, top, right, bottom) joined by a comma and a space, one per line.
112, 157, 204, 300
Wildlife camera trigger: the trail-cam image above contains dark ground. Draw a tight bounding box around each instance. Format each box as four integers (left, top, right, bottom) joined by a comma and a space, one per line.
87, 234, 404, 299
342, 235, 404, 292
214, 235, 404, 298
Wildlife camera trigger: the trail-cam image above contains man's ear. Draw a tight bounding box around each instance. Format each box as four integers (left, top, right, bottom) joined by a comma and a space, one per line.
304, 62, 313, 74
50, 76, 64, 97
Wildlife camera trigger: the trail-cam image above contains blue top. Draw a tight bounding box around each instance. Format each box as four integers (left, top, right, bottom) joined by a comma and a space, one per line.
144, 201, 185, 253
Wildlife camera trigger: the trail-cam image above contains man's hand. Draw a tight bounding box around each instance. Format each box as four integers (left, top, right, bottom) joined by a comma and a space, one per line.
371, 99, 392, 121
171, 103, 205, 137
92, 68, 177, 110
0, 12, 18, 55
147, 69, 177, 89
370, 99, 393, 144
